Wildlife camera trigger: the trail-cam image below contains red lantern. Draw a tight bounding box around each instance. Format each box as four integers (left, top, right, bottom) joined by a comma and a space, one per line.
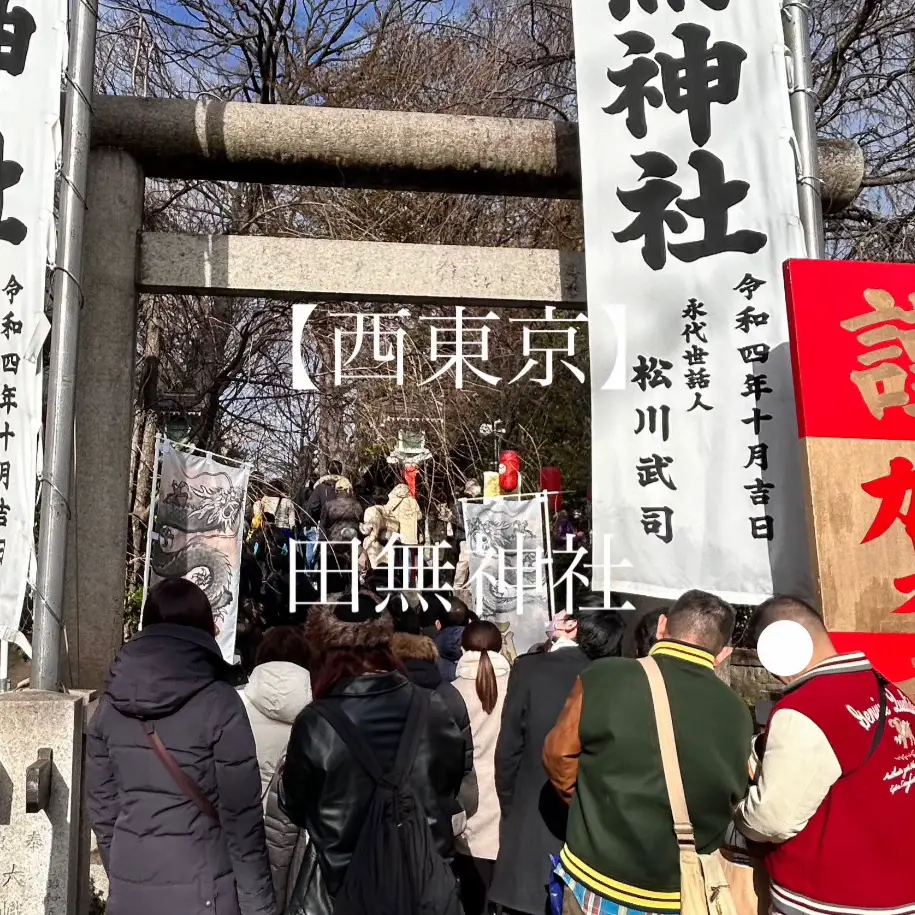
540, 467, 562, 512
499, 450, 521, 493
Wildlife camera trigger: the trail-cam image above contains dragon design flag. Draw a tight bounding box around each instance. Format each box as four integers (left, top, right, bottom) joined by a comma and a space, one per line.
463, 494, 551, 656
144, 440, 250, 662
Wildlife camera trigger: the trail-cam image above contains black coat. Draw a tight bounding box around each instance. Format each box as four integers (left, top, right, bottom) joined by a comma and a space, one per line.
280, 673, 464, 912
489, 646, 591, 915
435, 626, 464, 682
86, 624, 275, 915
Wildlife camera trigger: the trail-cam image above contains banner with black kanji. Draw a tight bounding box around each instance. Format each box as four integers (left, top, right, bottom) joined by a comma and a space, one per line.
0, 0, 65, 640
575, 0, 814, 601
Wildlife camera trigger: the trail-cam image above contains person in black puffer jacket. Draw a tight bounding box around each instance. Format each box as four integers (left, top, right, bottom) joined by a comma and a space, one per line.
86, 578, 275, 915
280, 597, 465, 915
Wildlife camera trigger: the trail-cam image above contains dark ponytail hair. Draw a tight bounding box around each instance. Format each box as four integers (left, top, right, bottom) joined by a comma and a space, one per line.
461, 620, 503, 714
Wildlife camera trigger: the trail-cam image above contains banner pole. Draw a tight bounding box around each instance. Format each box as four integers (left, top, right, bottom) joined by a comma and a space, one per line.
782, 0, 825, 259
138, 434, 163, 629
32, 0, 100, 690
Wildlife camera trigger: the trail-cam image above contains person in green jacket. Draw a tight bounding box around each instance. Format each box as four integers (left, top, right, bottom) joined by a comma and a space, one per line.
544, 589, 752, 915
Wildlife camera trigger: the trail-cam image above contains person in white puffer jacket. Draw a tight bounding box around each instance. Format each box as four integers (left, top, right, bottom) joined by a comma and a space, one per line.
240, 626, 312, 799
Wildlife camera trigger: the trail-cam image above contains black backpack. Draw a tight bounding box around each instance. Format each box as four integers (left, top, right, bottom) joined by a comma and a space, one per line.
313, 689, 463, 915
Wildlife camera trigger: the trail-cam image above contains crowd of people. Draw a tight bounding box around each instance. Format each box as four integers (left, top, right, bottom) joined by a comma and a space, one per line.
87, 477, 915, 915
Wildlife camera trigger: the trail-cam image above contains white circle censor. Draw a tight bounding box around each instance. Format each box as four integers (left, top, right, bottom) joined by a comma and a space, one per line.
756, 620, 814, 678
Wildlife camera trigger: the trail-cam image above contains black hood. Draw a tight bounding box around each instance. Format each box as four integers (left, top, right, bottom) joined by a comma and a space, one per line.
402, 658, 443, 690
105, 623, 230, 720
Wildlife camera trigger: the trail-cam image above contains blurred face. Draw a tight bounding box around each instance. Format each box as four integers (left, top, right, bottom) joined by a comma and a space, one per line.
549, 611, 578, 642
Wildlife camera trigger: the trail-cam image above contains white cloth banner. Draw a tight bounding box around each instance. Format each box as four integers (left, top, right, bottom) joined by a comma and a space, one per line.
575, 0, 813, 602
144, 442, 250, 663
463, 495, 551, 655
0, 0, 65, 641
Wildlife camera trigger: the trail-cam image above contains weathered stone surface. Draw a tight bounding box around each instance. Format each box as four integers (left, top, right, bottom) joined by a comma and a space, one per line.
138, 233, 586, 305
717, 648, 783, 705
63, 149, 144, 693
0, 692, 84, 915
92, 96, 864, 212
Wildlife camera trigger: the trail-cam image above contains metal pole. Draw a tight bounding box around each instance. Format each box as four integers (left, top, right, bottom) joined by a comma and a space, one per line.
32, 0, 100, 691
782, 0, 826, 259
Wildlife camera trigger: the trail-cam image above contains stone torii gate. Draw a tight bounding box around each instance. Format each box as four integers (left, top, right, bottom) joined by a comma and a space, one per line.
66, 94, 866, 691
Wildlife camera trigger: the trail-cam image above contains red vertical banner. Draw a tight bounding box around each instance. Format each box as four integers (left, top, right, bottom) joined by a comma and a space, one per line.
785, 259, 915, 687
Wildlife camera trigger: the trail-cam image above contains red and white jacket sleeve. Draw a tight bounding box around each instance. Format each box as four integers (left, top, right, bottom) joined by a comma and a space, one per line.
734, 708, 842, 843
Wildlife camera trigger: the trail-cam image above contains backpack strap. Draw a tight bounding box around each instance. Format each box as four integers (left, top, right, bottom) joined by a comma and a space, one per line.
638, 657, 696, 851
313, 701, 386, 783
313, 686, 428, 789
141, 721, 220, 822
391, 688, 429, 789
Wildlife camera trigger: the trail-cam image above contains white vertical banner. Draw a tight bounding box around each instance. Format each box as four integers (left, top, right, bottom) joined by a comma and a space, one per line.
0, 0, 65, 641
463, 494, 551, 655
575, 0, 813, 602
143, 441, 250, 663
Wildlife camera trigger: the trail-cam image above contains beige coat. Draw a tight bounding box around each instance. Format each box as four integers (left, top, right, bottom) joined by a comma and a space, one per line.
453, 649, 511, 861
386, 483, 422, 546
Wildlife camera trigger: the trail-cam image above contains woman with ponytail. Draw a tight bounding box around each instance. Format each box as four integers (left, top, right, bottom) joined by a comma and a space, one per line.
452, 620, 511, 915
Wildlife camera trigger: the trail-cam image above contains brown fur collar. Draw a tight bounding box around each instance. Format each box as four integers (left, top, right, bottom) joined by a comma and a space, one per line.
392, 633, 439, 662
305, 605, 394, 651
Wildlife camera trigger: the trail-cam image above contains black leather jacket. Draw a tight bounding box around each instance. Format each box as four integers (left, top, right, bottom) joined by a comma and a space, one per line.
280, 673, 464, 908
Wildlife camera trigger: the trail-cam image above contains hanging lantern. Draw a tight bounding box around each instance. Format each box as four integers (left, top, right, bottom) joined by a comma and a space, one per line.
499, 450, 521, 494
540, 467, 563, 512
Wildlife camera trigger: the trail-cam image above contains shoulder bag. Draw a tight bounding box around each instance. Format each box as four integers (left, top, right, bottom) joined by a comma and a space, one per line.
639, 657, 741, 915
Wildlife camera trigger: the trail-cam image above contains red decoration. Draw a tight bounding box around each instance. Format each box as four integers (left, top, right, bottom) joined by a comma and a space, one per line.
403, 465, 418, 499
540, 467, 563, 512
499, 450, 521, 493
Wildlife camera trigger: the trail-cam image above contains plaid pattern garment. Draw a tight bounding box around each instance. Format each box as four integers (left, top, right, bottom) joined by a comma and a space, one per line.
554, 860, 673, 915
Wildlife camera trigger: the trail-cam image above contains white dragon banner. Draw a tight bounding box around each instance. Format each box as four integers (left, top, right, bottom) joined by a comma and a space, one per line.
463, 494, 552, 656
143, 440, 250, 663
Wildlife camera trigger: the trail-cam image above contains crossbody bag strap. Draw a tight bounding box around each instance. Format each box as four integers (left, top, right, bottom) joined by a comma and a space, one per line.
840, 670, 889, 779
638, 657, 696, 850
142, 721, 220, 822
312, 700, 386, 783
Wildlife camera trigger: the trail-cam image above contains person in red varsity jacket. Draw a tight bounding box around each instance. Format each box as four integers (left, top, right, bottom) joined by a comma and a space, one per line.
734, 596, 915, 915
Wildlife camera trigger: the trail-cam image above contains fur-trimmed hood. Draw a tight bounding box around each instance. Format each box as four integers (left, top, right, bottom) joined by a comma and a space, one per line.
392, 633, 439, 662
304, 603, 394, 651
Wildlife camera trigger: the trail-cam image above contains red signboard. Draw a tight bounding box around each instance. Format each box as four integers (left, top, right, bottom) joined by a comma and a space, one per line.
785, 259, 915, 691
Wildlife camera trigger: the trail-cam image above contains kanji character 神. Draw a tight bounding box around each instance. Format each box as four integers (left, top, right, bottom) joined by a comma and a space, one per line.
608, 0, 729, 24
840, 289, 915, 421
640, 506, 674, 543
636, 453, 676, 490
634, 405, 670, 441
631, 354, 673, 390
0, 0, 35, 77
0, 132, 26, 246
656, 24, 745, 147
509, 307, 587, 386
